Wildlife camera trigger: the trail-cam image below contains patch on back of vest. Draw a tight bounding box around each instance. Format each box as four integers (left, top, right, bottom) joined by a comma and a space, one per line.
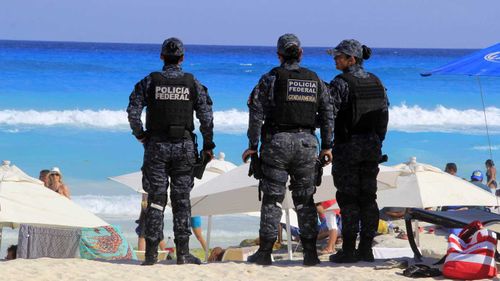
286, 79, 317, 103
155, 86, 190, 100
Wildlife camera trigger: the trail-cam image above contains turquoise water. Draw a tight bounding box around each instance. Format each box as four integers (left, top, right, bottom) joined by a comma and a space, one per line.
0, 40, 499, 249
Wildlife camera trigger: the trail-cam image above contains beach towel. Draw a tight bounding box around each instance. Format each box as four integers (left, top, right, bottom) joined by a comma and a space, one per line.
80, 225, 136, 260
443, 221, 497, 280
17, 224, 81, 259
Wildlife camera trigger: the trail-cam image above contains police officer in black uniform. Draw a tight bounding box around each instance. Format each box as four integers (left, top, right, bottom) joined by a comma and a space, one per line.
127, 37, 215, 265
327, 39, 389, 263
242, 34, 334, 266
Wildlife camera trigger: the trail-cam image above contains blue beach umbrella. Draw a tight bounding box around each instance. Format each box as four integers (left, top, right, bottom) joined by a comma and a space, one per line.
421, 43, 500, 158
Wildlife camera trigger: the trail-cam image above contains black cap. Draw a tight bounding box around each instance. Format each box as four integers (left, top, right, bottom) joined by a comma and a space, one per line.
161, 37, 184, 56
327, 39, 363, 58
277, 33, 301, 55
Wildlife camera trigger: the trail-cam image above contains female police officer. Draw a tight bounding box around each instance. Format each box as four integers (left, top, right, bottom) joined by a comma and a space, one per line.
242, 34, 333, 266
327, 39, 389, 263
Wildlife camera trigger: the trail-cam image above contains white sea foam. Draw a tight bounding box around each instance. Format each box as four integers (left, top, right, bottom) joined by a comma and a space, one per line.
389, 104, 500, 134
472, 145, 500, 151
1, 105, 499, 135
72, 194, 142, 218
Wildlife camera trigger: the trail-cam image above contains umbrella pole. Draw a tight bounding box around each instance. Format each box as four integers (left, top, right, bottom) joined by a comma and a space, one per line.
205, 215, 212, 262
477, 77, 494, 160
285, 208, 293, 261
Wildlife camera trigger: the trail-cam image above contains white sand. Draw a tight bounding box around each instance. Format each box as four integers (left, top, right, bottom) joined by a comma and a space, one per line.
0, 258, 445, 281
0, 223, 496, 281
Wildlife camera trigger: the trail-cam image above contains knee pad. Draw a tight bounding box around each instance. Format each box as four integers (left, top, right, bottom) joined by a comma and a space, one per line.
147, 194, 168, 212
262, 194, 285, 208
292, 194, 314, 212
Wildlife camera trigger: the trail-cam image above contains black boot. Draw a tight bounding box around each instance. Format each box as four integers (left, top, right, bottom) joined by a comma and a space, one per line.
301, 236, 320, 266
329, 236, 358, 263
175, 237, 201, 265
247, 237, 275, 265
356, 237, 375, 262
141, 238, 160, 266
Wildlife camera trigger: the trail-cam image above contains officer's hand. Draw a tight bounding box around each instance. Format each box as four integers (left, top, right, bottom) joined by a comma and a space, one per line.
319, 149, 332, 166
242, 149, 257, 163
136, 134, 148, 144
203, 150, 214, 162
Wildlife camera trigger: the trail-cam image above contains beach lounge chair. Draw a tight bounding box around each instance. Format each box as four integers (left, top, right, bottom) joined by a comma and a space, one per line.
404, 208, 500, 261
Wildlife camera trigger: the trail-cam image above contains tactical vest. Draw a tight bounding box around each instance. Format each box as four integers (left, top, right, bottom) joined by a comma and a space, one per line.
334, 72, 387, 143
145, 72, 196, 134
265, 66, 320, 130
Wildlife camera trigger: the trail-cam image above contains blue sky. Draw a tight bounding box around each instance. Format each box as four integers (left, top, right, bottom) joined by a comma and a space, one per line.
1, 0, 498, 48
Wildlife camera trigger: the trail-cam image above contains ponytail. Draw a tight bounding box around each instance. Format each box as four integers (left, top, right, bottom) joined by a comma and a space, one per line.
282, 44, 302, 62
362, 45, 372, 60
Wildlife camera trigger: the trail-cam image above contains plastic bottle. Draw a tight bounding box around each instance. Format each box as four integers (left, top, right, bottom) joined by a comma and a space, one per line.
388, 221, 395, 234
165, 236, 175, 260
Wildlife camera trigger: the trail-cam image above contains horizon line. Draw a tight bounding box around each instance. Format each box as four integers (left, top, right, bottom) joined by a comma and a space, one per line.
0, 38, 482, 51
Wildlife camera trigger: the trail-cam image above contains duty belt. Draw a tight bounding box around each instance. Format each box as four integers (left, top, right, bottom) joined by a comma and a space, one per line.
271, 126, 314, 134
149, 130, 192, 141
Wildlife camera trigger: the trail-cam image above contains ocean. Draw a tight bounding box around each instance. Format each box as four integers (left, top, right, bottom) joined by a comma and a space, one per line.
0, 40, 499, 252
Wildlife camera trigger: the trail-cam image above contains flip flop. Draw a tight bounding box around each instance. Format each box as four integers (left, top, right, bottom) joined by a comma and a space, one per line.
374, 259, 409, 270
401, 264, 441, 278
320, 249, 336, 255
396, 231, 408, 240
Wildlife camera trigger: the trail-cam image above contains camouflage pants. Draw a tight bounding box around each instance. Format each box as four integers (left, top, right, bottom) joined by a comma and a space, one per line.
141, 138, 196, 241
332, 134, 381, 242
259, 132, 319, 240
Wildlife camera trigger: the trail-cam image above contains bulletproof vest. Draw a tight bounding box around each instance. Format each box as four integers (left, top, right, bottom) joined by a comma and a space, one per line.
265, 66, 320, 129
334, 72, 387, 143
145, 72, 196, 133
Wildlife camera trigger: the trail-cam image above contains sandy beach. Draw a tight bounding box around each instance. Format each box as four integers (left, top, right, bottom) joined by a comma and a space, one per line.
1, 257, 448, 281
0, 226, 474, 281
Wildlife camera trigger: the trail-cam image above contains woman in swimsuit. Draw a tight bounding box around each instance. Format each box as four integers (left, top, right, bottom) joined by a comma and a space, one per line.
47, 167, 71, 199
485, 159, 497, 193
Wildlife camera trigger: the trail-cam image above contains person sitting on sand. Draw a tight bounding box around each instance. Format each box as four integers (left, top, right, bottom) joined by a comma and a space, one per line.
444, 163, 457, 176
470, 170, 492, 193
207, 246, 226, 262
39, 169, 50, 187
47, 167, 71, 199
4, 245, 17, 260
316, 200, 339, 255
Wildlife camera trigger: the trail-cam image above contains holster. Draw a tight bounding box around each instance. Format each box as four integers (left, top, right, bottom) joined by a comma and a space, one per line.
378, 154, 388, 164
248, 153, 263, 180
314, 159, 323, 187
193, 150, 210, 179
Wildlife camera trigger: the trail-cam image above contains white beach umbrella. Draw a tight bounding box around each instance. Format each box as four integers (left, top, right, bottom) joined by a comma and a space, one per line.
190, 162, 399, 216
109, 153, 237, 262
109, 152, 237, 194
190, 161, 400, 260
377, 157, 499, 208
0, 161, 109, 249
